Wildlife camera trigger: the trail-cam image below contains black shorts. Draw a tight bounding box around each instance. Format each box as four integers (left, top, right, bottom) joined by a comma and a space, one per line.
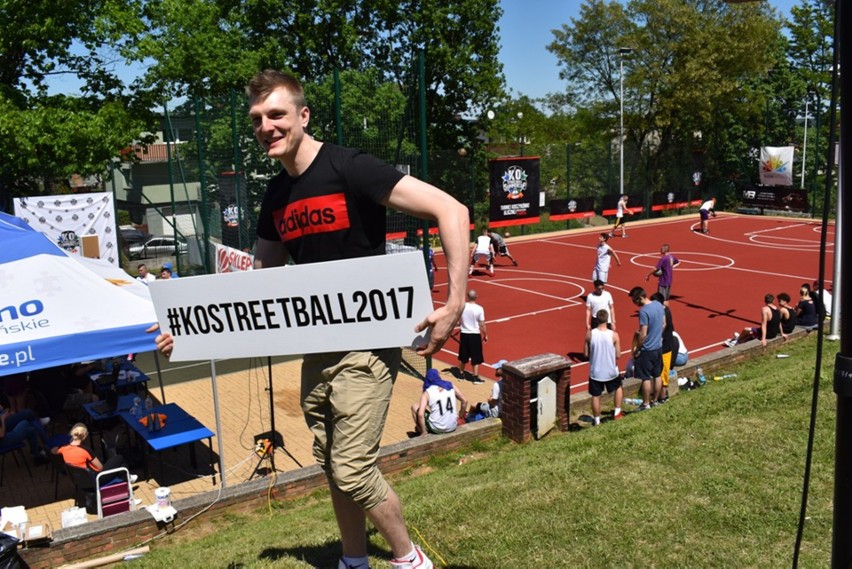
497, 245, 509, 255
459, 333, 484, 365
588, 376, 623, 397
700, 209, 710, 221
634, 348, 662, 381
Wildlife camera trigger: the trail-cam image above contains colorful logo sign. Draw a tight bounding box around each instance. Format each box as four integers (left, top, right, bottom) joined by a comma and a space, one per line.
501, 166, 528, 199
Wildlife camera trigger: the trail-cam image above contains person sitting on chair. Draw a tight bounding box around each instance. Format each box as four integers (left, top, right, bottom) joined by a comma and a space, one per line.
0, 403, 50, 465
51, 423, 137, 485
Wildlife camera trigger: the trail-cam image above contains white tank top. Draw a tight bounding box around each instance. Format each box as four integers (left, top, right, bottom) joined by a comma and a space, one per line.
426, 386, 458, 433
589, 328, 619, 381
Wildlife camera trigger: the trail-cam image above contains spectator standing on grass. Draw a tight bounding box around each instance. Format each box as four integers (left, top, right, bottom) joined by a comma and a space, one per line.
458, 289, 487, 384
592, 233, 621, 284
698, 197, 717, 233
651, 292, 675, 403
777, 293, 797, 338
159, 267, 172, 280
410, 369, 467, 436
584, 309, 624, 425
155, 70, 470, 569
609, 194, 632, 238
645, 244, 680, 300
628, 287, 665, 410
487, 228, 517, 266
585, 279, 616, 332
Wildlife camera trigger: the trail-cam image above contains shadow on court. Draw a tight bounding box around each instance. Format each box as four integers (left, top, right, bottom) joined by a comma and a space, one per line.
670, 298, 757, 326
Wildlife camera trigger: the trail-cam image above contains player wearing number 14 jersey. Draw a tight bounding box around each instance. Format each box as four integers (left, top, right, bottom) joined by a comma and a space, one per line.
411, 369, 468, 435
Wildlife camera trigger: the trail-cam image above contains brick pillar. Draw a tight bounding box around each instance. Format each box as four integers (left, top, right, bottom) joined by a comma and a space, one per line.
500, 353, 572, 443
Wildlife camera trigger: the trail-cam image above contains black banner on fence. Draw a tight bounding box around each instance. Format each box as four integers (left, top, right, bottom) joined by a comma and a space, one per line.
651, 189, 692, 211
488, 157, 541, 227
600, 193, 644, 216
741, 186, 809, 212
550, 197, 595, 221
217, 171, 248, 249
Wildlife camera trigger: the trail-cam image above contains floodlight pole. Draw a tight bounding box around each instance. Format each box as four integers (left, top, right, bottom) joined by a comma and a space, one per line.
832, 0, 850, 566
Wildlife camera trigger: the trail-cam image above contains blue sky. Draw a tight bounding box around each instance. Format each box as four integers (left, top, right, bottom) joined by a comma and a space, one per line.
498, 0, 802, 100
46, 0, 803, 98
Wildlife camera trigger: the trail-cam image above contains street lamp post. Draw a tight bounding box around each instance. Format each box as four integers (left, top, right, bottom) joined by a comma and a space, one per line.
618, 47, 633, 197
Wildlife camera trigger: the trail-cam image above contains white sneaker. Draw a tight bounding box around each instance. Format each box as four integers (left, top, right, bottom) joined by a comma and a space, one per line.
39, 417, 51, 426
488, 266, 494, 276
468, 266, 473, 276
130, 474, 138, 484
391, 546, 433, 569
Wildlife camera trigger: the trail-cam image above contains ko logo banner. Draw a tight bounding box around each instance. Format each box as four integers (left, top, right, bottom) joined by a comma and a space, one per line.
147, 252, 434, 361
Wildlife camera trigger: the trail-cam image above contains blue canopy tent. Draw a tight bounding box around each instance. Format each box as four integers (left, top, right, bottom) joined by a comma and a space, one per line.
0, 211, 157, 377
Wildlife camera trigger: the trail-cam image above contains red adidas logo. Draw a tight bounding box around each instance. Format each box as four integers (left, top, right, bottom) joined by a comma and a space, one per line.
273, 193, 350, 241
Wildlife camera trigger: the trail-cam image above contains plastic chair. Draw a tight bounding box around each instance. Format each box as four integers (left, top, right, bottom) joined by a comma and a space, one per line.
96, 467, 135, 518
46, 434, 72, 499
66, 464, 97, 514
0, 443, 31, 487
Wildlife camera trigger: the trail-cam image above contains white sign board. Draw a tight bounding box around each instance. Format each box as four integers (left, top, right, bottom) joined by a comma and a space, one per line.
758, 146, 795, 187
14, 192, 120, 266
148, 252, 433, 361
214, 242, 254, 273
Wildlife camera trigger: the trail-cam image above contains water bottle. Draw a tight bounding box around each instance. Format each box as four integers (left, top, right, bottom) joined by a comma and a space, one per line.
130, 397, 142, 417
623, 397, 644, 406
697, 367, 707, 385
713, 373, 738, 381
145, 396, 153, 412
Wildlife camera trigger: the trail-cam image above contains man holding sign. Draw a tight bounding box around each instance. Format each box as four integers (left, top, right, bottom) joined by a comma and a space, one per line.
155, 70, 468, 569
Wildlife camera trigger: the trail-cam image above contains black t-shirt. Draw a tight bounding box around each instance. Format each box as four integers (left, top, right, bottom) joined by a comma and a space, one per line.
661, 306, 675, 354
256, 143, 405, 264
797, 299, 818, 327
781, 306, 797, 334
766, 305, 782, 339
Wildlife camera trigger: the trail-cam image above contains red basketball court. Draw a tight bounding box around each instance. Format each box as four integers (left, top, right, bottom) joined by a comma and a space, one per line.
431, 213, 834, 393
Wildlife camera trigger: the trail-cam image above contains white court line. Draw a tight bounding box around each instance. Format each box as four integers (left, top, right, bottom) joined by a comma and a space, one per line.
750, 235, 827, 245
481, 276, 586, 303
697, 226, 829, 251
491, 303, 577, 323
745, 223, 811, 236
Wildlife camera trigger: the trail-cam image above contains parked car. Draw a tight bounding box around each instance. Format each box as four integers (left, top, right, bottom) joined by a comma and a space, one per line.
128, 236, 188, 259
119, 226, 151, 245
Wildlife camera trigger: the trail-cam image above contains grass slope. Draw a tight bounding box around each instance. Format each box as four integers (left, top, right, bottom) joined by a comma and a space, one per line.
128, 335, 837, 568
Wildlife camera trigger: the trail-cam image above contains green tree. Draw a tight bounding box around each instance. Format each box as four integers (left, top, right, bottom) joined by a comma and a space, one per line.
546, 0, 783, 200
131, 0, 504, 174
0, 0, 153, 204
785, 0, 835, 213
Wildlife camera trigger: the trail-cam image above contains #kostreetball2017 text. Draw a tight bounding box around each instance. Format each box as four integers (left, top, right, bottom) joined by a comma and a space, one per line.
165, 286, 415, 337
